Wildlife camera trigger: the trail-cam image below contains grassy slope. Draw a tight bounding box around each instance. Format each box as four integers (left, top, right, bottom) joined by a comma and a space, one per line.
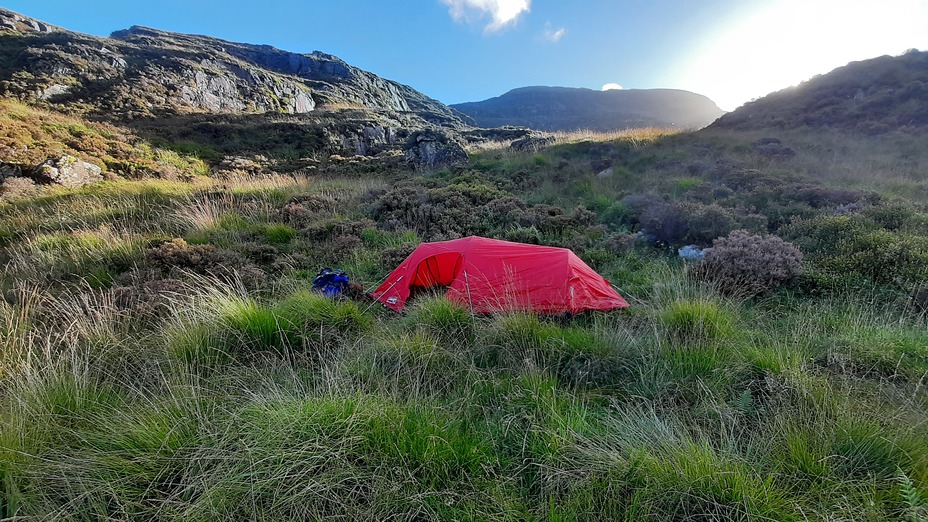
1, 125, 927, 520
0, 98, 209, 181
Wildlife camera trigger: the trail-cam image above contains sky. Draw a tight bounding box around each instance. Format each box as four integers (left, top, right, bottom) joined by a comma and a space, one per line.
5, 0, 928, 111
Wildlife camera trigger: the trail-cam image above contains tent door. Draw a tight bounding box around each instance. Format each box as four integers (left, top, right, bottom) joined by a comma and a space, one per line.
410, 252, 463, 288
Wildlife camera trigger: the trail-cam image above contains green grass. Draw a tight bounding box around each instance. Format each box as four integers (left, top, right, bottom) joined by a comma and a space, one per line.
2, 124, 928, 521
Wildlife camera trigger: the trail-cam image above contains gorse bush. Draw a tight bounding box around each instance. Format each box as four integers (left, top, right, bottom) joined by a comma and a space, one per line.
696, 230, 803, 297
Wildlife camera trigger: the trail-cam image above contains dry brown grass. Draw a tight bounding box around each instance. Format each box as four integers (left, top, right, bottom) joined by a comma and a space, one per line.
551, 127, 681, 146
465, 127, 682, 153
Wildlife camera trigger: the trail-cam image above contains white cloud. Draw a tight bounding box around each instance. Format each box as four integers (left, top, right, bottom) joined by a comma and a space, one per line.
441, 0, 531, 32
602, 83, 623, 91
543, 22, 566, 43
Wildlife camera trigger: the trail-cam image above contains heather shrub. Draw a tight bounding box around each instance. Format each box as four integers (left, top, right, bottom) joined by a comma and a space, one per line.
145, 238, 220, 271
639, 202, 738, 246
380, 243, 417, 269
303, 218, 375, 242
371, 184, 483, 239
783, 215, 928, 287
278, 194, 337, 225
110, 278, 186, 318
696, 230, 803, 297
680, 203, 738, 245
639, 202, 688, 245
500, 225, 542, 245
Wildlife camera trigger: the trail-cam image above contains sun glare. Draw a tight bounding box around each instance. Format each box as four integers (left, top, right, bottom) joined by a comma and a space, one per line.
677, 0, 928, 111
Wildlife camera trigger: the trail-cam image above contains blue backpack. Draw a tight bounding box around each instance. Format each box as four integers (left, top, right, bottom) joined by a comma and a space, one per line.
312, 268, 350, 298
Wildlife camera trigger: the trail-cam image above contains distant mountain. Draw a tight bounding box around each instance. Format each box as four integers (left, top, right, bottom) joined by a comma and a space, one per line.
451, 87, 726, 132
0, 8, 463, 126
711, 50, 928, 133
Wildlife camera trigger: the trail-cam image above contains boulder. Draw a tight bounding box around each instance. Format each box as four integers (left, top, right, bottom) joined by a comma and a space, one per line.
37, 84, 71, 101
596, 167, 614, 179
34, 155, 103, 188
0, 162, 23, 178
510, 135, 555, 152
404, 130, 468, 169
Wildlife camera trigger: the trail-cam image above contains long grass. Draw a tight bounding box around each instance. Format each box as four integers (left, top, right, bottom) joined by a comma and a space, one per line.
2, 136, 928, 520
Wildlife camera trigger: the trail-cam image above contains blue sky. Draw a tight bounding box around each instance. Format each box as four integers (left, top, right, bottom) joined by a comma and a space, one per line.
6, 1, 928, 110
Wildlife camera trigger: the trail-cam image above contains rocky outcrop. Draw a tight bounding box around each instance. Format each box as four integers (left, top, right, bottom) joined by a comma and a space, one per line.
510, 135, 556, 152
404, 131, 468, 169
337, 125, 402, 156
0, 8, 481, 174
0, 8, 463, 126
0, 10, 55, 33
34, 155, 103, 188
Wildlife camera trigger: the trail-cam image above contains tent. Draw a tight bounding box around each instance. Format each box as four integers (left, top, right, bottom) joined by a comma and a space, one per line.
370, 236, 629, 314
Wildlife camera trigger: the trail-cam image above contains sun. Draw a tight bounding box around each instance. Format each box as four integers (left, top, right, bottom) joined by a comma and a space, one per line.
676, 0, 928, 111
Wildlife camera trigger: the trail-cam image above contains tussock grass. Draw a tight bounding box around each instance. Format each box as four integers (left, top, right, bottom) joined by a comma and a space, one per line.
3, 130, 928, 520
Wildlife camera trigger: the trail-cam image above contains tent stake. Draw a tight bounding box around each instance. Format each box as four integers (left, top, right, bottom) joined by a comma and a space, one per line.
363, 275, 404, 314
463, 270, 477, 332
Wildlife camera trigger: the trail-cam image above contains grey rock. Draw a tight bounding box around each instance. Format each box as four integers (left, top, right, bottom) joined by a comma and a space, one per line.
34, 155, 103, 188
596, 167, 614, 179
0, 162, 23, 178
179, 70, 246, 112
404, 131, 468, 169
37, 84, 71, 100
335, 125, 400, 156
289, 91, 315, 113
510, 135, 555, 152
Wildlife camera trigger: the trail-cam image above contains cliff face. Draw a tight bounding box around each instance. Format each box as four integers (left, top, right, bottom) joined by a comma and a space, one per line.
0, 8, 462, 126
452, 87, 726, 132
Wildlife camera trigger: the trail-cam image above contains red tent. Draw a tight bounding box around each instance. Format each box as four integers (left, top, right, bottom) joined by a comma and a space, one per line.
371, 236, 629, 314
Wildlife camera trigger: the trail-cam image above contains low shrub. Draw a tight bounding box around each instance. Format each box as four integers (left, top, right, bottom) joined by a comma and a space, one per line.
782, 215, 928, 288
380, 243, 417, 269
145, 238, 220, 271
639, 202, 739, 246
695, 230, 803, 296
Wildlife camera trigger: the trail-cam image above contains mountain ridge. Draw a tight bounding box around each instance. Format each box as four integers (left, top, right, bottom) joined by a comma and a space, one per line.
0, 7, 463, 126
452, 86, 726, 132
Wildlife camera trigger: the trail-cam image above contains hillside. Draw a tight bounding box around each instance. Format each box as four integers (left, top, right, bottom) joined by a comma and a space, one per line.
0, 8, 461, 125
0, 8, 493, 179
452, 86, 726, 131
711, 49, 928, 133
